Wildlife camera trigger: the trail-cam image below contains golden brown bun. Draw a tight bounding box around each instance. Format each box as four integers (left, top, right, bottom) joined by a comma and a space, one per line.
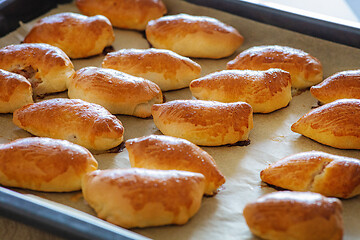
261, 151, 360, 199
311, 69, 360, 104
0, 137, 98, 192
67, 67, 163, 118
13, 98, 124, 151
76, 0, 166, 30
243, 191, 343, 240
24, 13, 114, 59
227, 45, 323, 89
126, 135, 225, 195
0, 43, 74, 96
190, 69, 292, 113
102, 48, 201, 91
151, 100, 253, 146
145, 14, 244, 59
82, 168, 205, 228
291, 99, 360, 149
0, 69, 33, 113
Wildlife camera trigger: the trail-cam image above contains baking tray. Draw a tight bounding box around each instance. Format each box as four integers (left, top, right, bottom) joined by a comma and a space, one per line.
0, 0, 360, 240
0, 186, 148, 240
0, 0, 72, 37
186, 0, 360, 48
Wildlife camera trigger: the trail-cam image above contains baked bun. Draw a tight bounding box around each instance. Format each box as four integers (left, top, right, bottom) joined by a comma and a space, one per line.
145, 14, 244, 59
126, 135, 225, 195
0, 43, 74, 96
102, 48, 201, 91
151, 100, 253, 146
68, 67, 163, 118
0, 137, 98, 192
0, 69, 33, 113
243, 191, 343, 240
13, 98, 124, 151
190, 69, 292, 113
76, 0, 167, 30
227, 45, 323, 89
261, 151, 360, 199
82, 168, 205, 228
24, 13, 114, 59
291, 99, 360, 149
311, 69, 360, 104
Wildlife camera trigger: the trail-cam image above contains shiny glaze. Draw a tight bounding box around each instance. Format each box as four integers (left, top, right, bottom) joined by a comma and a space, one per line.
76, 0, 167, 30
0, 69, 31, 102
243, 191, 343, 240
0, 43, 73, 72
190, 69, 291, 112
191, 69, 290, 97
0, 137, 98, 191
147, 14, 241, 36
13, 98, 124, 150
152, 100, 252, 129
84, 168, 205, 214
152, 100, 253, 146
252, 191, 342, 221
292, 99, 360, 138
145, 13, 244, 59
70, 67, 162, 102
102, 48, 201, 86
261, 151, 360, 198
311, 69, 360, 103
227, 45, 322, 88
126, 135, 225, 195
0, 43, 74, 95
24, 13, 114, 58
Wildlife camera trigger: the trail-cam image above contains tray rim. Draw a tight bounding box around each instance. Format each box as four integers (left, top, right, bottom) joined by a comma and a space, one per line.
185, 0, 360, 49
0, 186, 149, 240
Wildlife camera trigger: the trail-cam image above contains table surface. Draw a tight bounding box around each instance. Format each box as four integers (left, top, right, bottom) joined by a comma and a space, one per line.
1, 0, 359, 240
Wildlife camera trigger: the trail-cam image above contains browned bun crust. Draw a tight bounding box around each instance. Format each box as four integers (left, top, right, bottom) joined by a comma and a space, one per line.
82, 168, 205, 228
0, 43, 74, 96
68, 67, 163, 118
102, 48, 201, 91
0, 137, 98, 192
311, 69, 360, 104
24, 12, 114, 59
0, 69, 33, 113
190, 69, 292, 113
243, 191, 343, 240
261, 151, 360, 199
13, 98, 124, 151
145, 14, 244, 59
126, 135, 225, 195
227, 45, 323, 89
151, 100, 253, 146
76, 0, 167, 30
291, 99, 360, 149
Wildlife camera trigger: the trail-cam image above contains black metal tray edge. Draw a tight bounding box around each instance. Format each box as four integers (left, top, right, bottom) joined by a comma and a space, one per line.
0, 187, 148, 240
185, 0, 360, 48
0, 0, 73, 37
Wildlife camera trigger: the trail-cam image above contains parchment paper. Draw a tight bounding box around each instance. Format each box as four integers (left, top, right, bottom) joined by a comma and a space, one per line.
0, 0, 359, 239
